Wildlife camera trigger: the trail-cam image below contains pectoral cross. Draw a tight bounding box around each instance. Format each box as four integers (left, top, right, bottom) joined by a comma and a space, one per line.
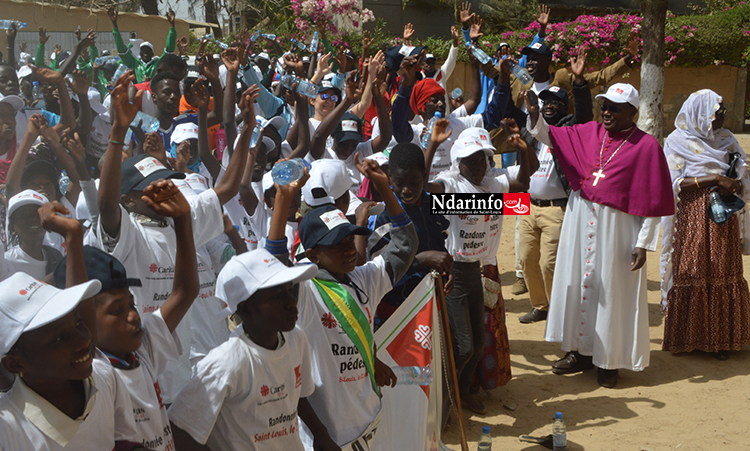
593, 169, 606, 186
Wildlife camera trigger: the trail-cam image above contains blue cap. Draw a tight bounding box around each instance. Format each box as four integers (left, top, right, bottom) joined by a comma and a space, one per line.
555, 412, 563, 419
483, 426, 490, 433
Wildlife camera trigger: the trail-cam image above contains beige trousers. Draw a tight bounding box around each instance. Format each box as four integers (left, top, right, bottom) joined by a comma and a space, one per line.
519, 203, 565, 311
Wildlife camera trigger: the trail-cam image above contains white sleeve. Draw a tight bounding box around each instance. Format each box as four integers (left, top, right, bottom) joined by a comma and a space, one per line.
371, 117, 381, 139
140, 310, 182, 378
528, 113, 552, 147
348, 255, 392, 313
296, 328, 315, 399
458, 113, 483, 129
493, 168, 512, 193
636, 216, 661, 252
440, 44, 459, 84
187, 189, 225, 248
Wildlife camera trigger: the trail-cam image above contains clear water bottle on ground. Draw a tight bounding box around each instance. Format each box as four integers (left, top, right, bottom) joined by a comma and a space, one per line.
111, 64, 129, 85
392, 366, 433, 385
507, 59, 532, 85
553, 412, 567, 451
478, 425, 491, 451
32, 81, 45, 109
466, 42, 491, 65
131, 111, 161, 133
0, 20, 26, 30
309, 31, 319, 53
215, 40, 229, 50
272, 158, 311, 185
291, 39, 307, 50
710, 190, 727, 223
201, 33, 215, 41
297, 79, 319, 99
250, 30, 261, 42
421, 112, 442, 149
264, 33, 277, 40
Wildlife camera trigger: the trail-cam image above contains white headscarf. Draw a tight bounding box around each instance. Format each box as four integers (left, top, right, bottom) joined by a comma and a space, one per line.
663, 89, 745, 182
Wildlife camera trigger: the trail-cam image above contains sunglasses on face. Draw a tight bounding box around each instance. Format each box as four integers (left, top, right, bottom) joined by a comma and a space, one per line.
600, 103, 621, 114
319, 93, 339, 102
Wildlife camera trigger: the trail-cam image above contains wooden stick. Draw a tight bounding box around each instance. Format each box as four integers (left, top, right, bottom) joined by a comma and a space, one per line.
435, 273, 469, 451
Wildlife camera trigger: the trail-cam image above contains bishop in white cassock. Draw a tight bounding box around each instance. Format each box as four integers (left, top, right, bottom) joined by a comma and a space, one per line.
528, 83, 675, 388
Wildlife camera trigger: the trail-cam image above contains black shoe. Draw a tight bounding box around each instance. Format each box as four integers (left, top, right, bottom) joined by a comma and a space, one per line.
552, 351, 594, 375
519, 308, 548, 324
597, 368, 619, 388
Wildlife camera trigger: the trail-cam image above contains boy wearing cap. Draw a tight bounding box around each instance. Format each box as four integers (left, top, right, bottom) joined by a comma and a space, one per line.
54, 177, 198, 451
266, 152, 417, 449
90, 72, 251, 401
527, 83, 674, 388
421, 25, 460, 91
168, 249, 338, 451
427, 124, 535, 414
310, 73, 392, 197
0, 202, 147, 450
4, 190, 62, 279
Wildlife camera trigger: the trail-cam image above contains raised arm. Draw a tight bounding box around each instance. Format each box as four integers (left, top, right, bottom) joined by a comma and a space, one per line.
5, 23, 16, 68
461, 50, 482, 115
60, 29, 96, 77
370, 65, 392, 153
287, 86, 311, 160
196, 54, 224, 128
6, 114, 43, 197
569, 51, 594, 124
98, 71, 142, 238
191, 79, 221, 180
310, 72, 364, 159
391, 55, 418, 143
505, 119, 538, 192
424, 118, 451, 193
31, 65, 76, 134
143, 180, 198, 333
221, 47, 241, 158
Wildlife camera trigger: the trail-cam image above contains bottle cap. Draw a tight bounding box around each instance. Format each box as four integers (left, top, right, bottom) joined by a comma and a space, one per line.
435, 112, 442, 119
555, 412, 563, 419
482, 426, 490, 433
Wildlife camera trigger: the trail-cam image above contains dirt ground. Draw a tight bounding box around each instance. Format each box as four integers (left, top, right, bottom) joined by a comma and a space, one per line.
441, 137, 750, 451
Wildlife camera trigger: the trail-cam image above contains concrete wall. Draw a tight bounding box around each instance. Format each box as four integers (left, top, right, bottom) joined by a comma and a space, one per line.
445, 62, 748, 133
0, 0, 190, 62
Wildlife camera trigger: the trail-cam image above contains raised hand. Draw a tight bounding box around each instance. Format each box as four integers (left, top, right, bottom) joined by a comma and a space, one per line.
197, 53, 220, 83
334, 48, 347, 73
569, 50, 587, 83
142, 180, 191, 218
354, 152, 389, 188
6, 21, 16, 42
315, 51, 333, 78
26, 113, 45, 138
459, 1, 474, 27
176, 36, 189, 56
143, 132, 167, 164
344, 71, 365, 103
61, 130, 86, 165
174, 141, 191, 172
80, 28, 96, 49
239, 84, 261, 125
38, 27, 50, 45
399, 55, 419, 88
221, 47, 241, 73
403, 23, 415, 42
166, 8, 176, 27
451, 25, 460, 47
190, 78, 211, 111
30, 64, 63, 84
362, 30, 373, 53
19, 41, 26, 53
231, 40, 248, 66
283, 52, 304, 75
108, 7, 119, 27
537, 4, 551, 26
430, 118, 452, 145
499, 56, 518, 78
469, 15, 483, 41
110, 71, 141, 129
68, 69, 90, 96
38, 201, 80, 237
53, 44, 62, 57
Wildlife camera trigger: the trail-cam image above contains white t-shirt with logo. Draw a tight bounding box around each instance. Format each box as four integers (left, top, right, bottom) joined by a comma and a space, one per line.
189, 245, 231, 366
4, 246, 51, 279
114, 310, 180, 451
0, 358, 137, 451
87, 114, 115, 159
528, 142, 567, 200
86, 189, 223, 402
408, 108, 483, 180
168, 326, 314, 451
319, 140, 374, 197
437, 174, 506, 266
296, 257, 392, 447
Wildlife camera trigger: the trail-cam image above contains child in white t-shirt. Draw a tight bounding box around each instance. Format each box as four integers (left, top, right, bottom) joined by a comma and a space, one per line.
169, 248, 334, 451
54, 179, 199, 451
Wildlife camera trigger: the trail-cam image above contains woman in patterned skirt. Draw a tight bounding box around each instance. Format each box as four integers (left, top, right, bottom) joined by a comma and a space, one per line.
661, 89, 750, 359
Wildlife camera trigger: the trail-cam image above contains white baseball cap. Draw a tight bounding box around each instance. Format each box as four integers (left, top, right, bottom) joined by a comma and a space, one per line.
451, 127, 496, 162
216, 249, 317, 312
170, 123, 199, 145
0, 93, 25, 114
16, 65, 31, 79
257, 115, 287, 134
366, 151, 389, 167
595, 83, 640, 110
140, 41, 154, 51
425, 53, 436, 61
0, 273, 102, 354
7, 189, 48, 220
257, 52, 271, 62
87, 87, 108, 115
185, 173, 209, 194
302, 159, 350, 207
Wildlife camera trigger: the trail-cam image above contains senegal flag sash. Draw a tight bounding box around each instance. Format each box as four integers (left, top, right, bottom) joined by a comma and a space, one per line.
312, 278, 380, 397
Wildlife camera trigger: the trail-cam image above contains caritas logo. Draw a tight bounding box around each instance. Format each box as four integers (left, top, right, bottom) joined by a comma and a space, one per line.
261, 383, 285, 397
149, 263, 158, 273
503, 193, 530, 215
321, 312, 338, 329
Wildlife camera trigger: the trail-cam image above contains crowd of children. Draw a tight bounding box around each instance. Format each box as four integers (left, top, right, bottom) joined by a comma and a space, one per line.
0, 2, 655, 449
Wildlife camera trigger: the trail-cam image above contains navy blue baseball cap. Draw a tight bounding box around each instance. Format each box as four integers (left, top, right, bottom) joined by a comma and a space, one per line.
522, 42, 553, 58
54, 246, 142, 292
121, 154, 185, 195
299, 205, 370, 249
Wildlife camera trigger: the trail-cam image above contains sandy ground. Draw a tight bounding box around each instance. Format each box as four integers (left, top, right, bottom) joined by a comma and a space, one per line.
441, 138, 750, 451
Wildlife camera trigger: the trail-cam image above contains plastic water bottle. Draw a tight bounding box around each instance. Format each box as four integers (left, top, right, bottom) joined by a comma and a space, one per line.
290, 39, 307, 50
0, 20, 26, 30
95, 55, 118, 66
392, 366, 433, 385
297, 79, 319, 98
553, 412, 567, 451
131, 111, 160, 133
250, 30, 261, 42
451, 87, 462, 99
280, 74, 296, 90
478, 426, 492, 451
466, 42, 491, 65
59, 170, 70, 196
264, 33, 277, 40
201, 33, 215, 41
250, 121, 262, 149
111, 64, 129, 84
215, 40, 229, 50
507, 59, 532, 85
32, 81, 45, 109
309, 31, 319, 53
272, 158, 311, 185
710, 190, 727, 223
421, 112, 442, 148
275, 59, 285, 75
